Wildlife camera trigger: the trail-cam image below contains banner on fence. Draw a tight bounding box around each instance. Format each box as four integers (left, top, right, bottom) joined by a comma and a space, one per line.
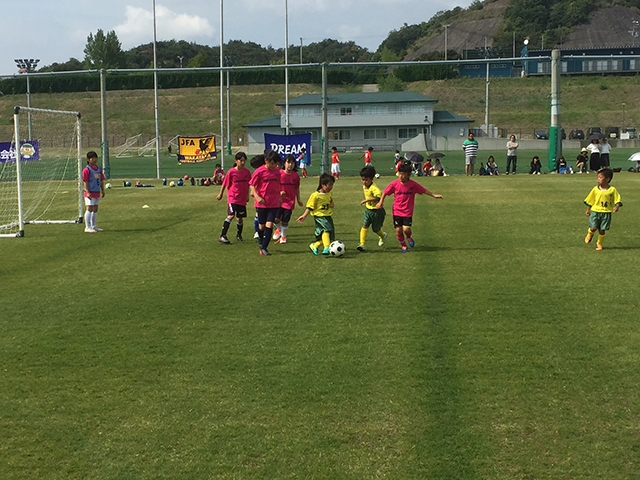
0, 140, 40, 163
264, 133, 311, 166
177, 136, 216, 163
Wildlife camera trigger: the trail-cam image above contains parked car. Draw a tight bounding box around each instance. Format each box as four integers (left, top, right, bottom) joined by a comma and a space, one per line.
535, 130, 549, 140
569, 129, 585, 140
588, 126, 602, 136
606, 126, 619, 139
624, 127, 637, 139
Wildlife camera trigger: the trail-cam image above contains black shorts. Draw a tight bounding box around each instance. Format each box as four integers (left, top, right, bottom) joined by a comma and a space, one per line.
256, 207, 279, 224
276, 207, 293, 224
227, 203, 247, 218
393, 215, 413, 227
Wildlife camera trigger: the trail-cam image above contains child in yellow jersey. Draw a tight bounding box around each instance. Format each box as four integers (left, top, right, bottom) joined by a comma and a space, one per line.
584, 167, 622, 251
357, 166, 387, 252
297, 173, 335, 255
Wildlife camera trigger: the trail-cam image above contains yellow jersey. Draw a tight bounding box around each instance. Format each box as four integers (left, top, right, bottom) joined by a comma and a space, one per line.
362, 182, 382, 210
584, 185, 622, 213
306, 190, 333, 217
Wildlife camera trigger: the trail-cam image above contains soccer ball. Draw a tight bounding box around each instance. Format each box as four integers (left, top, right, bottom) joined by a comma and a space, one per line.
329, 240, 346, 257
105, 183, 112, 189
169, 181, 176, 187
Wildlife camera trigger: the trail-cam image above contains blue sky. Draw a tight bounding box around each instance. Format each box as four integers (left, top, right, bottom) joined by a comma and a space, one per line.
1, 0, 474, 76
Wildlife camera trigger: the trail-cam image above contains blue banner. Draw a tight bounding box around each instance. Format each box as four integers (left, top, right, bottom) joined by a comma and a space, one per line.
264, 133, 311, 166
0, 140, 40, 163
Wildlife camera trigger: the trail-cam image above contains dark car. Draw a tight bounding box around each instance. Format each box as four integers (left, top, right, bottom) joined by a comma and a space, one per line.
606, 126, 619, 139
535, 130, 549, 140
588, 126, 602, 136
569, 129, 585, 140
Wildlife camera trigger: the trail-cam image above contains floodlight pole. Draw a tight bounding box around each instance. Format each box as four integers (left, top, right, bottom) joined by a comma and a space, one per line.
548, 49, 562, 171
14, 58, 39, 140
284, 0, 290, 135
100, 69, 111, 179
219, 0, 225, 168
152, 0, 161, 179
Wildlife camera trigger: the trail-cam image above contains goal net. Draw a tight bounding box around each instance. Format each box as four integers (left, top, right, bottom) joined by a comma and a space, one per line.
0, 106, 83, 237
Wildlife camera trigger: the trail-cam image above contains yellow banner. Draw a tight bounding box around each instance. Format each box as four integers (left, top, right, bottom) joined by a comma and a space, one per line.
177, 136, 217, 163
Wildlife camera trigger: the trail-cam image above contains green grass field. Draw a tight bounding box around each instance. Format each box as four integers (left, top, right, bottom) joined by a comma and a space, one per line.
2, 173, 640, 479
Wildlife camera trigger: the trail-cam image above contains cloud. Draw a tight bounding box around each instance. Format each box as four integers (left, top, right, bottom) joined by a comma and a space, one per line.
115, 4, 214, 48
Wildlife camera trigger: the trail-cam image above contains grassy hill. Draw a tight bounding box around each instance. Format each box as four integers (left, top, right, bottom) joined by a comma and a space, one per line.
2, 75, 640, 147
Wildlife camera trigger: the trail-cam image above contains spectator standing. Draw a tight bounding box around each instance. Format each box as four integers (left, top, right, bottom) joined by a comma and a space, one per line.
506, 135, 518, 175
600, 138, 611, 167
462, 132, 478, 175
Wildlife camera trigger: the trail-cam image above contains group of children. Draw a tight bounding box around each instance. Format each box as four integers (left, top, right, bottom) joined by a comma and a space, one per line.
215, 150, 444, 255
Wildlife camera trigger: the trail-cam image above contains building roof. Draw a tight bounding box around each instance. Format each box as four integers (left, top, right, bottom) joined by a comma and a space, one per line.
276, 91, 438, 107
433, 110, 473, 123
243, 115, 281, 128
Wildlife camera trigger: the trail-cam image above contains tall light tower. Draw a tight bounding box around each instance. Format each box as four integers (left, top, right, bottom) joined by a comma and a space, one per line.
284, 0, 290, 135
443, 25, 450, 61
152, 0, 161, 179
14, 58, 39, 140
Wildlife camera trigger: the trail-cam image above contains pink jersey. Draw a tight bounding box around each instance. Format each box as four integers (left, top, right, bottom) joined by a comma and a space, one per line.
383, 179, 427, 217
364, 150, 372, 164
222, 166, 251, 205
279, 170, 300, 210
249, 165, 281, 208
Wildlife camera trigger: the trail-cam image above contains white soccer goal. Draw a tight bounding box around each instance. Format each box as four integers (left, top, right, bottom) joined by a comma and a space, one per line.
0, 106, 83, 237
138, 137, 158, 157
114, 134, 142, 157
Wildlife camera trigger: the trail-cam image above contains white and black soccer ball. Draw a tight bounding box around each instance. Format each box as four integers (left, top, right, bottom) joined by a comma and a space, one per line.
105, 183, 112, 189
329, 240, 346, 257
169, 181, 176, 187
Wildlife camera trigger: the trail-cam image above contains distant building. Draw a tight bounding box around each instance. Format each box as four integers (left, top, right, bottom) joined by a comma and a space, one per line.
243, 91, 472, 154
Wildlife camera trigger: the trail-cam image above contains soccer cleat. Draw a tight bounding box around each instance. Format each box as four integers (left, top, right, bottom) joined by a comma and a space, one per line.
322, 247, 331, 255
84, 227, 97, 233
273, 229, 281, 240
218, 236, 231, 244
279, 236, 287, 244
378, 232, 387, 247
309, 243, 319, 255
585, 234, 593, 244
94, 227, 104, 232
236, 235, 243, 242
253, 231, 260, 239
356, 245, 366, 252
596, 243, 603, 251
407, 237, 415, 248
401, 246, 408, 253
259, 248, 271, 256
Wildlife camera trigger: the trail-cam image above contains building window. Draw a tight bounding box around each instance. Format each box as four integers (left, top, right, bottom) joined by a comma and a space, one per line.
364, 129, 387, 140
340, 107, 352, 116
328, 130, 351, 140
361, 105, 389, 115
398, 128, 418, 139
293, 130, 319, 141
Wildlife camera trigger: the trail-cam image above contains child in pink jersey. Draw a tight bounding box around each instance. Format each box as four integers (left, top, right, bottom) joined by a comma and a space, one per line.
216, 152, 251, 243
376, 162, 443, 252
249, 150, 282, 256
82, 151, 105, 233
273, 154, 303, 244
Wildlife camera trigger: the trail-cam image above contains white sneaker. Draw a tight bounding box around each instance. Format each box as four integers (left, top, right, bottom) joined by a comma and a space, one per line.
273, 229, 281, 240
94, 227, 104, 232
253, 231, 259, 239
84, 227, 97, 233
378, 232, 387, 247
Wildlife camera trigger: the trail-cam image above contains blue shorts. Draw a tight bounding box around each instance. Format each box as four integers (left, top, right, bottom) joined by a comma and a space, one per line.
256, 207, 279, 225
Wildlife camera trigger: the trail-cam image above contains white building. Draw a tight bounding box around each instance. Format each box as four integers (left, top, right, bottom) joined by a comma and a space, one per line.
243, 91, 472, 154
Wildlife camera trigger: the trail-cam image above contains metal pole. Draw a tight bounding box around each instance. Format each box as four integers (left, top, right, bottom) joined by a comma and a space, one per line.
100, 69, 110, 179
13, 107, 25, 236
152, 0, 161, 179
226, 66, 231, 155
548, 49, 562, 171
26, 74, 32, 140
300, 38, 303, 64
219, 0, 225, 168
321, 63, 328, 174
444, 25, 450, 61
485, 60, 490, 137
284, 0, 290, 135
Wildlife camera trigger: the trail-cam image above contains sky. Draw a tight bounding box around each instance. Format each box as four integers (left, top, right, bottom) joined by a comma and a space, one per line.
1, 0, 475, 76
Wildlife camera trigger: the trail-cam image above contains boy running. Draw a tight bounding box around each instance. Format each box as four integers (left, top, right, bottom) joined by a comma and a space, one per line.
297, 174, 336, 255
584, 167, 622, 251
331, 146, 341, 179
357, 166, 387, 252
376, 162, 443, 252
249, 150, 282, 256
216, 152, 250, 243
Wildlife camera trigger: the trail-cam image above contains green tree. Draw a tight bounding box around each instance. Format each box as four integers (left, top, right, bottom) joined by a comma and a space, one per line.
84, 29, 126, 69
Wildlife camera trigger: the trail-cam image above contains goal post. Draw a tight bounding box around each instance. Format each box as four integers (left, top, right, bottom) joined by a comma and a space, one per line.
0, 106, 83, 237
